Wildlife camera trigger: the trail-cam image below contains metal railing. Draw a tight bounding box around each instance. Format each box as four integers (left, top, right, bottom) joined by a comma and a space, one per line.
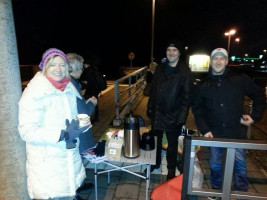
181, 137, 267, 200
113, 66, 147, 126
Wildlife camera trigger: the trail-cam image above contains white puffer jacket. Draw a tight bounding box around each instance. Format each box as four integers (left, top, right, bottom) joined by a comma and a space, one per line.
18, 72, 86, 199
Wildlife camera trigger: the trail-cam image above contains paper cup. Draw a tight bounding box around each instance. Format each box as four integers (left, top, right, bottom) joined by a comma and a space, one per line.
77, 114, 90, 128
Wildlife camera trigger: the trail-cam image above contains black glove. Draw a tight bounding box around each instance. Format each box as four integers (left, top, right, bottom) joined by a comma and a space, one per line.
93, 140, 106, 157
60, 119, 89, 149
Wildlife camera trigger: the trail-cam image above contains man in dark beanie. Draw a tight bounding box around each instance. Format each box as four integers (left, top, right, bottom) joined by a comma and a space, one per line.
146, 39, 193, 180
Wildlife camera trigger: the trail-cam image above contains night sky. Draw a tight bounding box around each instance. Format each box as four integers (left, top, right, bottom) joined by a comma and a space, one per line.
12, 0, 267, 77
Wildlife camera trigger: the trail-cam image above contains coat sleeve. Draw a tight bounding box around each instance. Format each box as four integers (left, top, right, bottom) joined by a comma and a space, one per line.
176, 70, 193, 126
243, 74, 266, 122
18, 91, 63, 145
191, 84, 211, 135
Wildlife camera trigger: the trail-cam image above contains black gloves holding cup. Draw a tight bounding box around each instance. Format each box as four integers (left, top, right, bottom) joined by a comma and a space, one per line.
60, 119, 89, 149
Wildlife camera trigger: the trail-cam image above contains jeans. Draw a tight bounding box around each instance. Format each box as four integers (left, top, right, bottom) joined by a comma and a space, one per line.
209, 147, 248, 191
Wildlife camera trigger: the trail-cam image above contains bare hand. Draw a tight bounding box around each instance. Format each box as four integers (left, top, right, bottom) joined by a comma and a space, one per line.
204, 131, 213, 138
240, 114, 254, 126
87, 96, 98, 106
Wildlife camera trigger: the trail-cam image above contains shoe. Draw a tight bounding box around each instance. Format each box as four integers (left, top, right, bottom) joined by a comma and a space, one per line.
143, 165, 160, 174
167, 172, 176, 180
76, 182, 94, 193
207, 196, 220, 200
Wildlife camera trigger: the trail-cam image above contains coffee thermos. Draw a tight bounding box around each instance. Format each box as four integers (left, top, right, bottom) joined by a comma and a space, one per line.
123, 113, 140, 158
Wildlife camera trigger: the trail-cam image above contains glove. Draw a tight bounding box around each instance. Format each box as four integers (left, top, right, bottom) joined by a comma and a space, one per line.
60, 119, 89, 149
65, 119, 89, 141
92, 140, 106, 157
66, 139, 77, 149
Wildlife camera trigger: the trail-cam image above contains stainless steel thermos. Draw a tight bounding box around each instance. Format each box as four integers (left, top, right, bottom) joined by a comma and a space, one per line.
123, 113, 140, 158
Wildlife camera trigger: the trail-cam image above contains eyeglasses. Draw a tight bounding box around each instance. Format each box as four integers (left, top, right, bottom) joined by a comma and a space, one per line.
77, 67, 84, 72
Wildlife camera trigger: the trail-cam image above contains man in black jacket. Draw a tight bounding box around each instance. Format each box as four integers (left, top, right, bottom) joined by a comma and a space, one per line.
192, 48, 265, 199
146, 40, 193, 180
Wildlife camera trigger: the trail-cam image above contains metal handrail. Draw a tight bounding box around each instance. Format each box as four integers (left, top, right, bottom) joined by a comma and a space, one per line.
113, 66, 147, 126
181, 137, 267, 200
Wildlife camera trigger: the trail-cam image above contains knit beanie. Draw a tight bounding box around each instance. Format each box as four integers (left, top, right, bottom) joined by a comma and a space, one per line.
166, 39, 183, 54
39, 48, 68, 70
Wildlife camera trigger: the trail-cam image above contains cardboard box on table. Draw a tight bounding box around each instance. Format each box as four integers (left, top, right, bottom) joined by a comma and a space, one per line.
105, 138, 123, 159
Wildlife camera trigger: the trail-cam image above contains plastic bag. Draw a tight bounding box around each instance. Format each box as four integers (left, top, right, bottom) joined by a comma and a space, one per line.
192, 157, 203, 188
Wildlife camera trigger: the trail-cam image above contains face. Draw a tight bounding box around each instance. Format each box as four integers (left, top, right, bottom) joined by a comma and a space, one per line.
166, 47, 180, 65
210, 55, 228, 75
70, 65, 83, 79
45, 56, 67, 81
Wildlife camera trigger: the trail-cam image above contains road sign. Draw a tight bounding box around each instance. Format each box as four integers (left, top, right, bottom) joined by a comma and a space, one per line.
128, 52, 135, 60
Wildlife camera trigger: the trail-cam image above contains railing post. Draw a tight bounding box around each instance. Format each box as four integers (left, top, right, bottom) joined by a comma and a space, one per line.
113, 80, 122, 126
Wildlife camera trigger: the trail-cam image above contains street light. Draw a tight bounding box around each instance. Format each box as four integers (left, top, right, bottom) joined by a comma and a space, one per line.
224, 29, 236, 55
235, 38, 240, 43
151, 0, 155, 63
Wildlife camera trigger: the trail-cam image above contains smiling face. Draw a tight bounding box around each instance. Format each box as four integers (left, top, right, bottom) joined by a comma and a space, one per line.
210, 55, 228, 75
166, 47, 180, 67
44, 56, 68, 81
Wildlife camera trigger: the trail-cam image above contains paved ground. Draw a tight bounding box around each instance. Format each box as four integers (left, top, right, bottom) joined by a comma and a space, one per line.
79, 85, 267, 200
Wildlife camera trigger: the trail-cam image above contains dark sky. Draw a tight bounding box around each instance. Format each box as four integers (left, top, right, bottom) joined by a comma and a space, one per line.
12, 0, 267, 76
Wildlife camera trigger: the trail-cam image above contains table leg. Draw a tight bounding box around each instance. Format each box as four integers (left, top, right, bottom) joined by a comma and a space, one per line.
146, 164, 151, 200
94, 163, 98, 200
108, 171, 110, 184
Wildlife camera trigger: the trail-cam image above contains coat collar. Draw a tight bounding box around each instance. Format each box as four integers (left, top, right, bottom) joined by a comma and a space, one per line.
26, 72, 82, 99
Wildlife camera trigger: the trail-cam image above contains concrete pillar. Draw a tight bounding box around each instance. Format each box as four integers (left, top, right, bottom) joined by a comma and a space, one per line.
0, 0, 29, 199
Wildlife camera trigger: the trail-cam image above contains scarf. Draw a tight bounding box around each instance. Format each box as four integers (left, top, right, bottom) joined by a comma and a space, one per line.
46, 76, 70, 91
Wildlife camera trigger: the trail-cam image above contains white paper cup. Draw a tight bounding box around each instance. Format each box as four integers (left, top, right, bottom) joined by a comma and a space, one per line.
76, 114, 90, 128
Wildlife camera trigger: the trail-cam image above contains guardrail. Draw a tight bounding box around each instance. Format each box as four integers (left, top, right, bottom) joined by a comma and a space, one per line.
181, 137, 267, 200
113, 66, 147, 126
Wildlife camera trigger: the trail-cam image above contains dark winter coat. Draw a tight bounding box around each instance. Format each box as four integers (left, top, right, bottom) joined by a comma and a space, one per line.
71, 77, 97, 153
147, 60, 193, 131
80, 66, 101, 99
192, 67, 265, 139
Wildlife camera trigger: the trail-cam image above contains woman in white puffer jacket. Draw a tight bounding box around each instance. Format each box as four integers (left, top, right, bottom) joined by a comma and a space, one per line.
18, 48, 89, 200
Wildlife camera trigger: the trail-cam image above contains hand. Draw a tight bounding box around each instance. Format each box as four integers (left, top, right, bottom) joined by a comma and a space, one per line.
240, 114, 254, 126
204, 131, 213, 138
66, 139, 77, 149
87, 96, 98, 106
61, 119, 89, 141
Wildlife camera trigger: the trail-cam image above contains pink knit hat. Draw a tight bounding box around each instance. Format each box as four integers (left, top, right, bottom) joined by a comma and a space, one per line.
39, 48, 68, 70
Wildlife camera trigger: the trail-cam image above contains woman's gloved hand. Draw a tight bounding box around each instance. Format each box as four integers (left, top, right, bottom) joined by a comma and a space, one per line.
59, 119, 89, 149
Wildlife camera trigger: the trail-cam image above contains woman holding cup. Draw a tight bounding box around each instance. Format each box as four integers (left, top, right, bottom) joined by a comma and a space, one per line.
18, 48, 89, 200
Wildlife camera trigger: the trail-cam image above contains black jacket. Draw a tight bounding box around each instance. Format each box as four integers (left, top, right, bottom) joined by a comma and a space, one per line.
80, 66, 101, 99
192, 67, 265, 139
147, 60, 193, 131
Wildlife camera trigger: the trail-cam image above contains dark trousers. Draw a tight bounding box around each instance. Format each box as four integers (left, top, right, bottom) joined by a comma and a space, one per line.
153, 129, 180, 173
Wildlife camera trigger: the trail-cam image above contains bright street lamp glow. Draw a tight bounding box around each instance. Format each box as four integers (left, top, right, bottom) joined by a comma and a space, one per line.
224, 29, 237, 55
229, 29, 236, 35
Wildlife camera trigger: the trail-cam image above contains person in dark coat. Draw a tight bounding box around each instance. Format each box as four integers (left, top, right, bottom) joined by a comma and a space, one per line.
192, 48, 265, 197
67, 53, 98, 197
80, 60, 101, 123
146, 40, 193, 180
146, 61, 158, 84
